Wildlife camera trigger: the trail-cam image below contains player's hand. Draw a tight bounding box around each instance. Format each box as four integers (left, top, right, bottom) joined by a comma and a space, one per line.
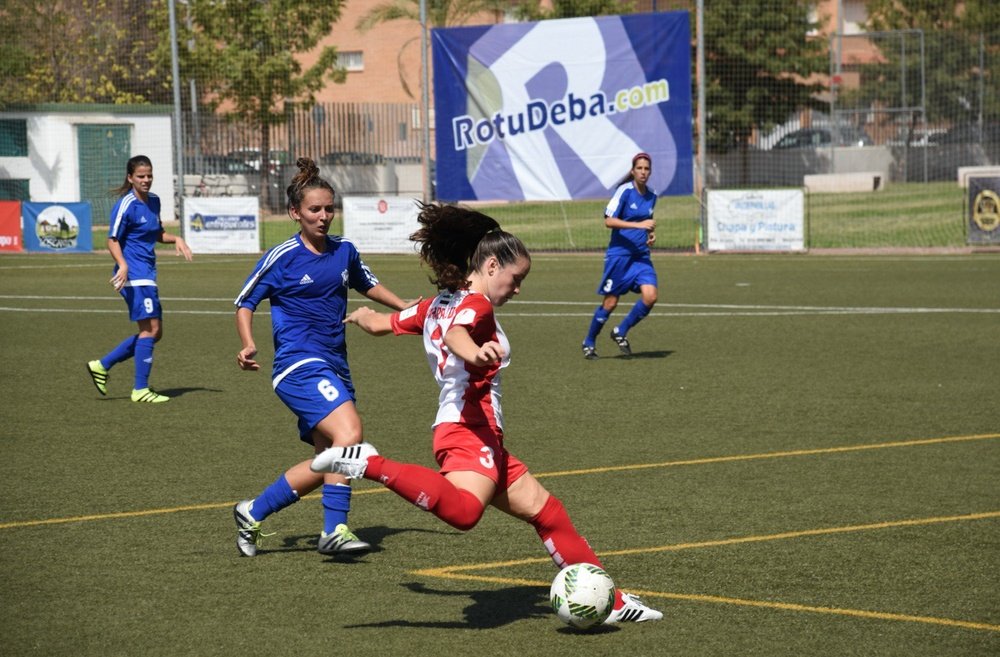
237, 345, 259, 371
346, 307, 376, 324
473, 340, 506, 366
647, 231, 657, 246
175, 237, 193, 261
110, 265, 128, 292
642, 219, 656, 232
400, 296, 423, 309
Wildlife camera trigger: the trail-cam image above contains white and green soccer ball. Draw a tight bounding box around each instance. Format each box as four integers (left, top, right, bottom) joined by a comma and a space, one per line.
549, 563, 616, 629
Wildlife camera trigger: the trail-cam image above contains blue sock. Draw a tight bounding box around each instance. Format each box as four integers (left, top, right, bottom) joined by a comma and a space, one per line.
250, 474, 300, 522
322, 483, 352, 533
133, 336, 155, 390
101, 335, 138, 370
584, 306, 611, 347
617, 301, 652, 336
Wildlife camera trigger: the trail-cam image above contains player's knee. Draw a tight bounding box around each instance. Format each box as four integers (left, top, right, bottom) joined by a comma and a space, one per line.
446, 515, 481, 532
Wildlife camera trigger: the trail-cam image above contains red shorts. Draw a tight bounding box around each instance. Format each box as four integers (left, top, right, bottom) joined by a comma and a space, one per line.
432, 422, 529, 491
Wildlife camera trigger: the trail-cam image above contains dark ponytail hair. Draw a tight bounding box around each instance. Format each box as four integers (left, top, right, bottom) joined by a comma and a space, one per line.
112, 155, 153, 197
410, 202, 530, 292
286, 157, 335, 213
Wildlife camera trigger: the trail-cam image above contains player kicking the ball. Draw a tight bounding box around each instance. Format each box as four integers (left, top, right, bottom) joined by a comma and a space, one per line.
311, 202, 662, 624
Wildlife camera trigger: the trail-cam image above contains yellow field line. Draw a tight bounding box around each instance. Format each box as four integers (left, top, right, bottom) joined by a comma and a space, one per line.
535, 432, 1000, 479
1, 432, 996, 530
414, 510, 1000, 633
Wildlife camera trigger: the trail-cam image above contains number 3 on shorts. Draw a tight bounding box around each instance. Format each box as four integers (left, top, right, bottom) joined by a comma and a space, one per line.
479, 446, 495, 469
317, 379, 340, 402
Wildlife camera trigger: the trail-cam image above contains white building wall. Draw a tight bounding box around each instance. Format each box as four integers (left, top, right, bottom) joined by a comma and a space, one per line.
0, 110, 175, 223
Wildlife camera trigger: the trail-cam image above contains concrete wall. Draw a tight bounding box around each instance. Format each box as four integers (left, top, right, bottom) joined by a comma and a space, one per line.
0, 109, 174, 222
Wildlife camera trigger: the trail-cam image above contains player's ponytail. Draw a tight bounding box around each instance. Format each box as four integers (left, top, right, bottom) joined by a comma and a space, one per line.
286, 157, 335, 213
411, 202, 527, 292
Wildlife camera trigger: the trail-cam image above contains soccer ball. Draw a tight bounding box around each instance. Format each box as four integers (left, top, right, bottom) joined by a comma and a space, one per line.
549, 563, 616, 629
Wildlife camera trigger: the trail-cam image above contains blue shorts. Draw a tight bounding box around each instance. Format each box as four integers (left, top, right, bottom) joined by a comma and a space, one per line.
596, 254, 658, 297
120, 285, 162, 322
273, 358, 356, 442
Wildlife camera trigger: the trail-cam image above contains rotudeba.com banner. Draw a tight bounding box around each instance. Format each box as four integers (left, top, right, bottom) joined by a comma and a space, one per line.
432, 12, 692, 202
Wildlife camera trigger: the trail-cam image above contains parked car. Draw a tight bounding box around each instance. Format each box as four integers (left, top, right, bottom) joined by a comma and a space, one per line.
927, 122, 1000, 146
772, 126, 872, 149
225, 148, 292, 174
906, 121, 1000, 181
318, 151, 385, 165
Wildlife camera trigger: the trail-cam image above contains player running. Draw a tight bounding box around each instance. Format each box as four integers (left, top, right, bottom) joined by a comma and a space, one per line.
581, 152, 659, 359
311, 202, 662, 624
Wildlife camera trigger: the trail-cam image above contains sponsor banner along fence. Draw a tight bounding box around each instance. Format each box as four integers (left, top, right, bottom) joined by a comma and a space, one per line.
0, 201, 23, 252
966, 176, 1000, 245
22, 202, 93, 253
183, 196, 260, 254
705, 189, 806, 252
433, 11, 692, 202
342, 196, 421, 255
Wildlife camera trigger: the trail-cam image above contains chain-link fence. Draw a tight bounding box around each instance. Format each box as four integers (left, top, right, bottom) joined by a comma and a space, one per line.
2, 1, 997, 250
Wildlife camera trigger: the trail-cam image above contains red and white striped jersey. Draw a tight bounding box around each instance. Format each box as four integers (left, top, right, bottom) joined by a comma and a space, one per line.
391, 289, 509, 430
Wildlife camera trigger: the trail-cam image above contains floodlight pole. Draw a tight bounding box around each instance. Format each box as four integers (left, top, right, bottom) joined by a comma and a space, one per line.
168, 0, 185, 232
420, 0, 431, 203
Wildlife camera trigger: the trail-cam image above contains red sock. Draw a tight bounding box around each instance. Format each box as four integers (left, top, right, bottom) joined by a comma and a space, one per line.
530, 495, 625, 609
364, 456, 484, 530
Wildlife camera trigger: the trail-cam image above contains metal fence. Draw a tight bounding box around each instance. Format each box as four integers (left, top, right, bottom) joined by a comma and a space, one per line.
4, 1, 998, 250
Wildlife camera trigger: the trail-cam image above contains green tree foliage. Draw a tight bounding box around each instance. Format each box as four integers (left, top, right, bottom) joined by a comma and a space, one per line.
513, 0, 634, 21
356, 0, 511, 98
356, 0, 508, 33
858, 0, 999, 127
0, 1, 169, 107
184, 0, 347, 207
703, 0, 827, 153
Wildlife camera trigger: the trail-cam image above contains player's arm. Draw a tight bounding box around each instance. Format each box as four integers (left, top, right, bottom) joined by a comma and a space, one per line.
604, 215, 655, 232
107, 238, 128, 291
444, 325, 504, 367
159, 230, 193, 261
345, 306, 394, 336
362, 283, 420, 311
235, 306, 259, 371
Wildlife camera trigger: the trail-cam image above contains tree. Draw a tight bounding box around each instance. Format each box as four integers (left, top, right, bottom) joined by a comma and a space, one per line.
513, 0, 634, 21
703, 0, 827, 158
355, 0, 509, 99
0, 1, 170, 107
185, 0, 347, 209
859, 0, 1000, 129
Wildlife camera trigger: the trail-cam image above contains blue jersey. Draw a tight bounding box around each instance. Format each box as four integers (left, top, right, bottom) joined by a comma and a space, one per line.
109, 191, 163, 286
234, 234, 379, 377
604, 182, 657, 257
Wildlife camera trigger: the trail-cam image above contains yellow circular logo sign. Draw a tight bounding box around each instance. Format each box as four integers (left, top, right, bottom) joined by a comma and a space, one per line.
972, 190, 1000, 232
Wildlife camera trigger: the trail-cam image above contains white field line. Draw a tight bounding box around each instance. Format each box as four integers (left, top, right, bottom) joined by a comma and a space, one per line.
0, 295, 998, 317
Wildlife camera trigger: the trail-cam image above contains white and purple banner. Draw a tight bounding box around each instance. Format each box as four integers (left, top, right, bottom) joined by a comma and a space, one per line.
183, 196, 260, 254
432, 12, 692, 202
706, 189, 806, 252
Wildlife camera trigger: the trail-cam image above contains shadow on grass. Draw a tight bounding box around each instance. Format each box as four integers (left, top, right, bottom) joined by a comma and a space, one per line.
620, 349, 673, 359
259, 526, 455, 559
154, 386, 223, 398
91, 386, 223, 401
344, 581, 621, 632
